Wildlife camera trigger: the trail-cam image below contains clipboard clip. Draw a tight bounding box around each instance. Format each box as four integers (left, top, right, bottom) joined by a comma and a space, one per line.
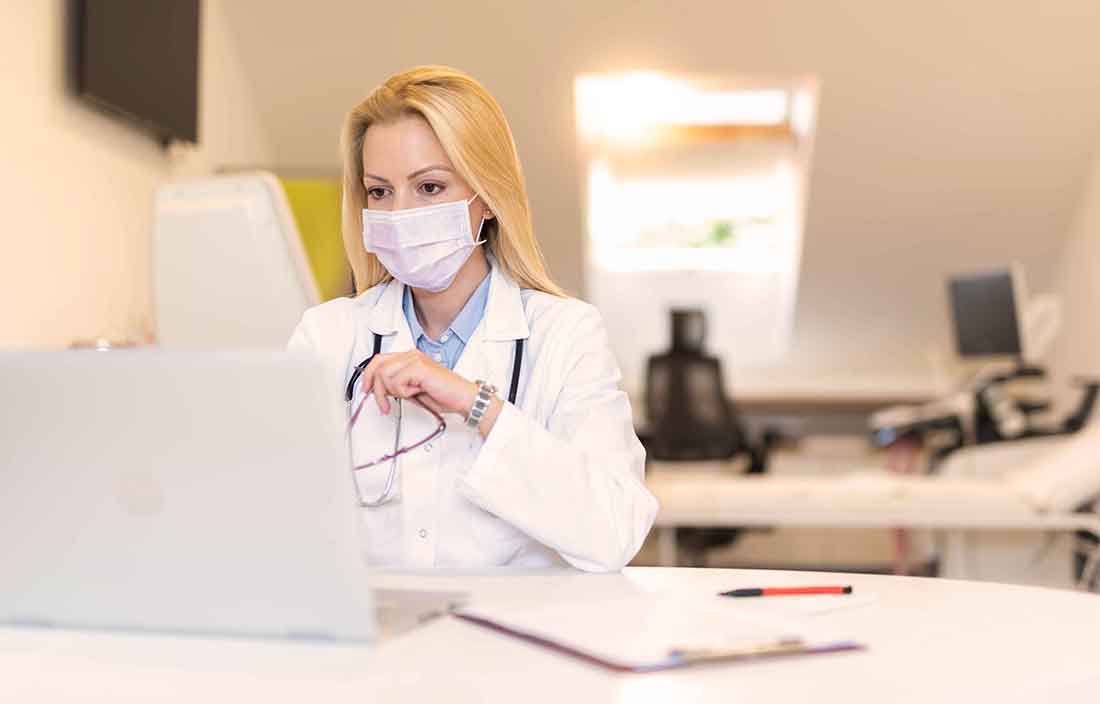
669, 637, 809, 665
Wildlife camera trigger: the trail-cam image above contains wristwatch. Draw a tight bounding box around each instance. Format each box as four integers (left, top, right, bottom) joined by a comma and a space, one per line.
465, 380, 498, 429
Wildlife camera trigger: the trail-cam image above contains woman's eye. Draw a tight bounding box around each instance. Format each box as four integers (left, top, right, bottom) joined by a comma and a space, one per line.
419, 182, 445, 196
366, 187, 389, 200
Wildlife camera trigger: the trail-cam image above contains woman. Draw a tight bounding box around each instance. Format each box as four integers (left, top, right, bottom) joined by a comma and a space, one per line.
289, 66, 656, 572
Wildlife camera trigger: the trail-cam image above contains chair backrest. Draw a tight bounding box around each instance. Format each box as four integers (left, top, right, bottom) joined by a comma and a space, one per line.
645, 309, 747, 460
280, 177, 354, 302
153, 172, 321, 347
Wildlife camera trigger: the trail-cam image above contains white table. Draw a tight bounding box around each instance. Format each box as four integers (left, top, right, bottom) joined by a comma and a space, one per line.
645, 463, 1100, 582
3, 567, 1099, 702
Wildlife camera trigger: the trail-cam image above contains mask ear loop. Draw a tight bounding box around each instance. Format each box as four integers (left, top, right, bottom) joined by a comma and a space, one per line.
468, 193, 488, 246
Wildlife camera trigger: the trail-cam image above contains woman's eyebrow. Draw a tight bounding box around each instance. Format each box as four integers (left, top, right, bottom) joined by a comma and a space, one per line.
362, 165, 452, 184
406, 164, 453, 180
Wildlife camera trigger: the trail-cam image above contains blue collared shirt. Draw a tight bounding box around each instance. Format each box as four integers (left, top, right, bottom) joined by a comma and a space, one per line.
402, 272, 491, 370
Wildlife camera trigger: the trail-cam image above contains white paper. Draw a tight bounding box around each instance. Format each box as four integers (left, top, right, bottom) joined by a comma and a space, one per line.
456, 595, 853, 669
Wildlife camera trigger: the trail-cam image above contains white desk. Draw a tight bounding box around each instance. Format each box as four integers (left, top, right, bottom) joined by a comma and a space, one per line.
3, 567, 1099, 702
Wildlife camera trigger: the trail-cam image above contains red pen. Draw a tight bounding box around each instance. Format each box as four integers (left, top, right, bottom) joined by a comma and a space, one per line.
720, 586, 853, 597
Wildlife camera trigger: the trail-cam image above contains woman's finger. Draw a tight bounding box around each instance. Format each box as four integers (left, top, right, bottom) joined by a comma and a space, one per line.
414, 392, 447, 418
386, 359, 427, 399
390, 359, 474, 416
376, 355, 418, 395
359, 352, 447, 413
358, 352, 391, 402
357, 354, 388, 414
360, 352, 413, 413
372, 368, 389, 415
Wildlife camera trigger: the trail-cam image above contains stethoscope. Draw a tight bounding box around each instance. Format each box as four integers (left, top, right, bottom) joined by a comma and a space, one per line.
344, 332, 524, 506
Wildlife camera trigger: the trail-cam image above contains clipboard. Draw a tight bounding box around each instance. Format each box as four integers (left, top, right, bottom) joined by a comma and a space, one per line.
453, 596, 864, 673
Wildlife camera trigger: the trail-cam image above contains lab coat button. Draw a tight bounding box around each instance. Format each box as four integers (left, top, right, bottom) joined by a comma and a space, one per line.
418, 529, 428, 539
425, 443, 432, 452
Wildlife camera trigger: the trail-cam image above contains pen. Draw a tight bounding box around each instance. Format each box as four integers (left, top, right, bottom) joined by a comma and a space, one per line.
720, 586, 853, 597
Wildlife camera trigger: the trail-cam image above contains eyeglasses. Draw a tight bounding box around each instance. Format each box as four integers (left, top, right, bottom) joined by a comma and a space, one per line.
347, 392, 447, 507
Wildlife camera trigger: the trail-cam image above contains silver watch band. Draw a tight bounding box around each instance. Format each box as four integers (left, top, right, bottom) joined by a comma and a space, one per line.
466, 380, 497, 428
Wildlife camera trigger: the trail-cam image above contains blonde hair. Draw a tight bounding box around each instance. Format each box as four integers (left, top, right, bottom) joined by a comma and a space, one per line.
341, 65, 564, 297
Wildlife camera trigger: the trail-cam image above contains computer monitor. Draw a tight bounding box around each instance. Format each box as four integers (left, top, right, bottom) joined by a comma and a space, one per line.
948, 266, 1026, 359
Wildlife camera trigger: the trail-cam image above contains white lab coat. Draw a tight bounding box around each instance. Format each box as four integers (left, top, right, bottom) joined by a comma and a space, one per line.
287, 264, 658, 572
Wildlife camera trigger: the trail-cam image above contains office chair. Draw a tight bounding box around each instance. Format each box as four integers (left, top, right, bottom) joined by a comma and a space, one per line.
642, 309, 775, 566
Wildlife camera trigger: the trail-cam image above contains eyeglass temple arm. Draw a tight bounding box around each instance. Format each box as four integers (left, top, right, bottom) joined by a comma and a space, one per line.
348, 394, 447, 471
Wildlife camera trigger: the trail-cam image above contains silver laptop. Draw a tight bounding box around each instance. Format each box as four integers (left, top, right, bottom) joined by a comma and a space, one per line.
0, 350, 376, 642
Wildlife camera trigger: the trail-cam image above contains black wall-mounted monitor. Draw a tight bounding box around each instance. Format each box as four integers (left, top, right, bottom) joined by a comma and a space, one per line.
71, 0, 201, 144
948, 267, 1025, 359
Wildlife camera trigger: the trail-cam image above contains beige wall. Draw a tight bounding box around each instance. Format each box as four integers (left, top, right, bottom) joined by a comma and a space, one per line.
4, 1, 1098, 390
215, 0, 1100, 389
0, 0, 272, 347
1049, 139, 1100, 395
0, 1, 170, 347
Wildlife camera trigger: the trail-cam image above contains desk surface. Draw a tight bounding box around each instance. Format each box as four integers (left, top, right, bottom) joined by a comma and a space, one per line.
3, 567, 1098, 702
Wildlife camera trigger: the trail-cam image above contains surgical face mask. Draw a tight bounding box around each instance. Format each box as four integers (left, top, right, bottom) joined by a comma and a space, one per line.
362, 194, 486, 292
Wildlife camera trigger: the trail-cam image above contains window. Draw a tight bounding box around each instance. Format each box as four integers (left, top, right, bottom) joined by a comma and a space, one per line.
575, 72, 819, 391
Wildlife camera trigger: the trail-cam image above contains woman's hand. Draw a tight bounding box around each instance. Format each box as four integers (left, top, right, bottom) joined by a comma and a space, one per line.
359, 350, 478, 418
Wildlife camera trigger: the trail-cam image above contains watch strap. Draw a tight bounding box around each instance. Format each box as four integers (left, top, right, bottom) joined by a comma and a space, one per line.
466, 380, 497, 428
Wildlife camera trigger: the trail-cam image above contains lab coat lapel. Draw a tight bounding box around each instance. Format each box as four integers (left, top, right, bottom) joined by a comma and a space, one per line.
454, 265, 529, 396
355, 278, 427, 446
363, 277, 415, 354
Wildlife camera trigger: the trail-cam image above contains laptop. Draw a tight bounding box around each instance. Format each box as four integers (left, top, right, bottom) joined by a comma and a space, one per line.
0, 350, 377, 642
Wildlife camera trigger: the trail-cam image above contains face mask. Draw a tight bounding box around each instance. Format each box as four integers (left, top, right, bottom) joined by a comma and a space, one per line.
362, 194, 486, 292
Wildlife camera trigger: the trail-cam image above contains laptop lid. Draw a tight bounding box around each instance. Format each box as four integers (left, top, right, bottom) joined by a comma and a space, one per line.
0, 350, 375, 642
